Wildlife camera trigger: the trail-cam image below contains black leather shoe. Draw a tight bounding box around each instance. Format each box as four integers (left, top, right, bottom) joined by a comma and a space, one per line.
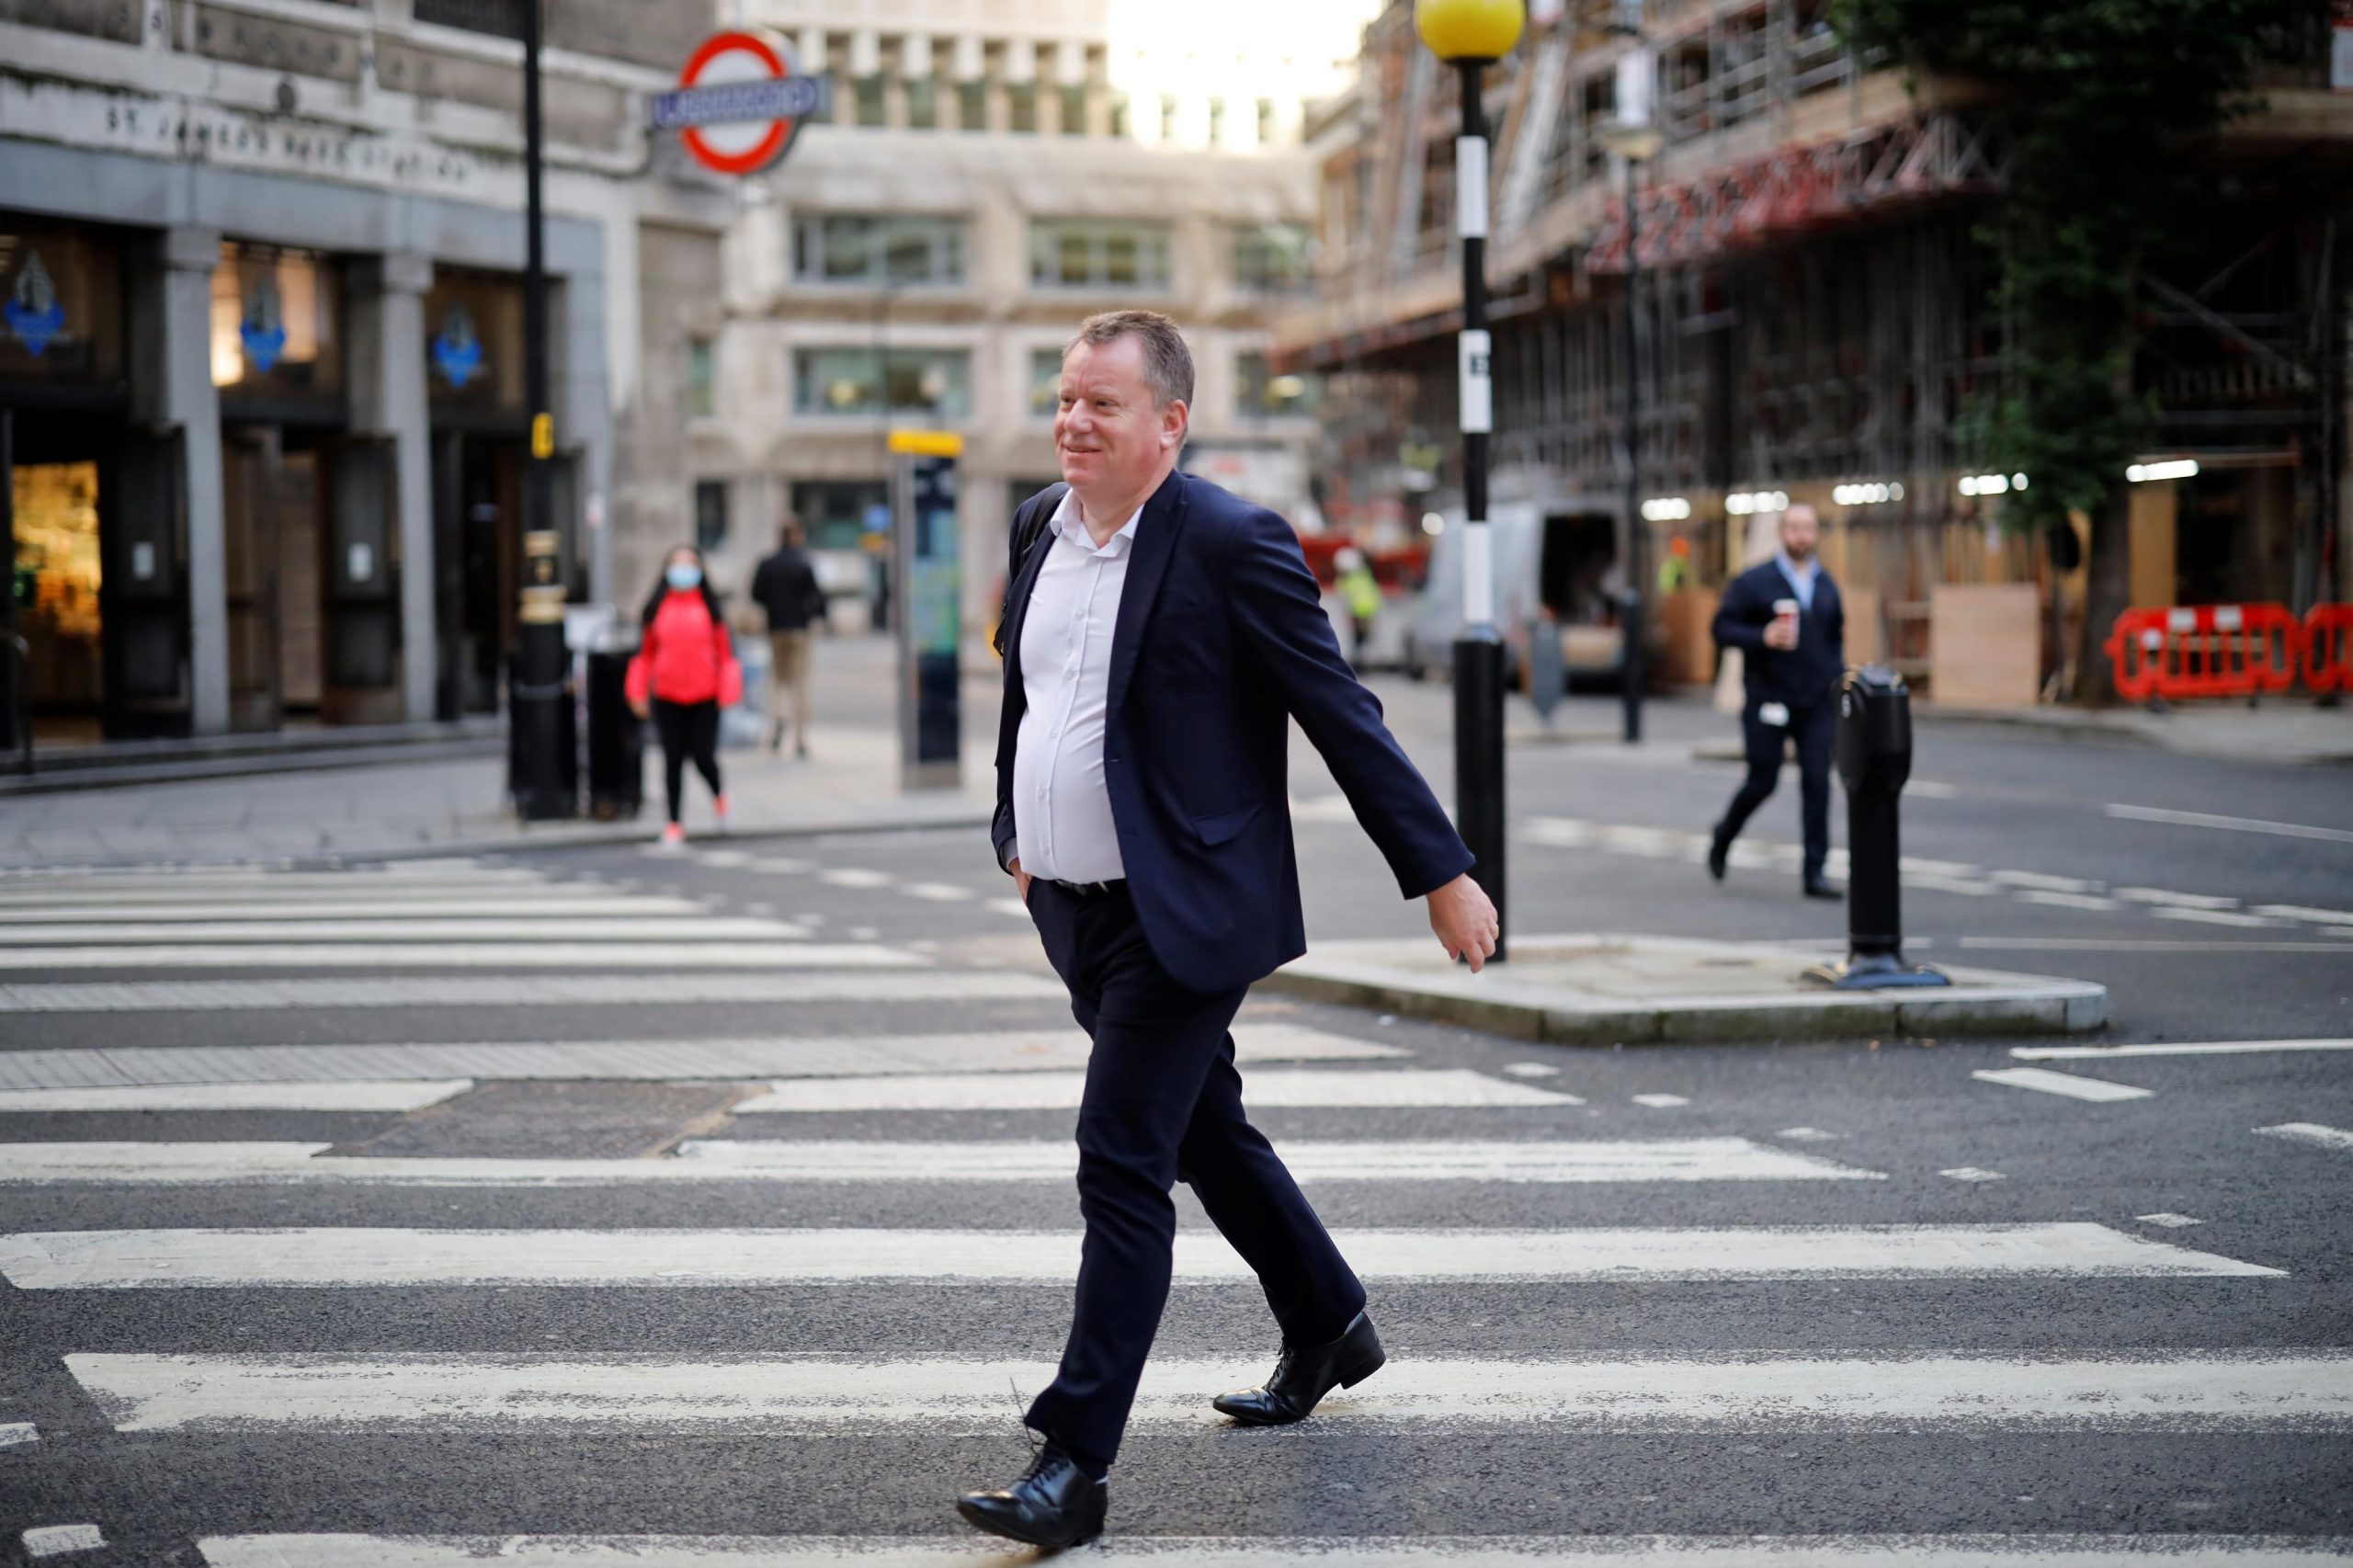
954, 1443, 1107, 1549
1212, 1309, 1385, 1426
1706, 829, 1730, 882
1803, 878, 1842, 901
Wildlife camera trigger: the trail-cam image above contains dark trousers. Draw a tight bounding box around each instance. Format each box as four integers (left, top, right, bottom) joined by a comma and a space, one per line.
1023, 880, 1365, 1467
651, 699, 722, 824
1715, 697, 1835, 881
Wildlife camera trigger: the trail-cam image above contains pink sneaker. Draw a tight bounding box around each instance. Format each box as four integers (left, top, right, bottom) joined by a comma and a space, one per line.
659, 823, 686, 848
713, 793, 731, 834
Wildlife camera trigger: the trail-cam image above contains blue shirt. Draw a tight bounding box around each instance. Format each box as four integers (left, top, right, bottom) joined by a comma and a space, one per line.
1775, 551, 1820, 612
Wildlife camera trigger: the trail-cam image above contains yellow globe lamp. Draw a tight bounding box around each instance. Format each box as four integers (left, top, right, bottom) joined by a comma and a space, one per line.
1414, 0, 1525, 63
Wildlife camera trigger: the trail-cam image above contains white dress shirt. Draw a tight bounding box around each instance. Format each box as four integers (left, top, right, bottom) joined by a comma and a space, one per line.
1774, 551, 1820, 611
1009, 489, 1140, 884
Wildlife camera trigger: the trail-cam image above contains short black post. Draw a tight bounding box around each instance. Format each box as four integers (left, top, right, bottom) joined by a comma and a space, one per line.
1804, 665, 1949, 989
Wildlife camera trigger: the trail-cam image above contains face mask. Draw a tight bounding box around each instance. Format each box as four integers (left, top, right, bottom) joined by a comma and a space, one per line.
665, 563, 702, 591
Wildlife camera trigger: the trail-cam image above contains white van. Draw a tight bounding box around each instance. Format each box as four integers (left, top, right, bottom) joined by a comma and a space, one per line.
1402, 504, 1653, 689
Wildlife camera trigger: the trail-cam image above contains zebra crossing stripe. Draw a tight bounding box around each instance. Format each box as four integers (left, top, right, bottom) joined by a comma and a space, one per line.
0, 896, 699, 921
188, 1535, 2353, 1568
1969, 1068, 2154, 1103
0, 1024, 1394, 1091
0, 1081, 472, 1113
0, 1222, 2273, 1286
0, 1138, 1890, 1189
0, 916, 806, 944
0, 972, 1065, 1014
0, 942, 912, 971
734, 1068, 1574, 1112
67, 1350, 2350, 1433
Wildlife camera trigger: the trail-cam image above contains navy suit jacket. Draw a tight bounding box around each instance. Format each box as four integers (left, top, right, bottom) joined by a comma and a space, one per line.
1711, 558, 1846, 711
994, 471, 1472, 995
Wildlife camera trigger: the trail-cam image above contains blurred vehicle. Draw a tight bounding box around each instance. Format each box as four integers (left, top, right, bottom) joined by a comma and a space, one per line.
1403, 503, 1660, 690
1297, 533, 1427, 672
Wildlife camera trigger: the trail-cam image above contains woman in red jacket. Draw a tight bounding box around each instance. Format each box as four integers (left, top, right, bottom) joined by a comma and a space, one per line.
626, 546, 743, 846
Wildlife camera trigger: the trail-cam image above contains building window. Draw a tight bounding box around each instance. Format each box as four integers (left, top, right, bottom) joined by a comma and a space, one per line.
793, 215, 967, 287
210, 242, 341, 399
1257, 97, 1277, 143
854, 74, 886, 127
686, 336, 715, 419
792, 480, 890, 552
907, 77, 938, 130
1208, 96, 1225, 145
1109, 92, 1129, 138
793, 347, 972, 419
1030, 347, 1066, 416
1237, 351, 1319, 418
1008, 81, 1038, 133
1233, 222, 1315, 293
958, 80, 987, 132
1160, 94, 1179, 139
412, 0, 521, 39
694, 480, 729, 554
1029, 220, 1174, 290
1060, 85, 1087, 136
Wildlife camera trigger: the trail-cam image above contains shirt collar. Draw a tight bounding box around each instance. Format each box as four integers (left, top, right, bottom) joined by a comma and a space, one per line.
1776, 551, 1818, 583
1049, 488, 1142, 555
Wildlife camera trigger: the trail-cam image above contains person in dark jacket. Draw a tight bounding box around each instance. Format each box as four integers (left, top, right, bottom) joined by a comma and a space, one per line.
1709, 504, 1846, 899
750, 517, 826, 757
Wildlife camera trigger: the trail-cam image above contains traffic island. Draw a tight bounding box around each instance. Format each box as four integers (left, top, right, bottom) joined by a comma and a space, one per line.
1262, 934, 2107, 1044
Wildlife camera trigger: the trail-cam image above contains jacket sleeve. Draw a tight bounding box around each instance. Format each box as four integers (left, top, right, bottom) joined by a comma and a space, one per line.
715, 618, 744, 707
991, 494, 1043, 871
801, 562, 827, 624
1827, 582, 1847, 665
624, 620, 654, 706
1222, 506, 1473, 900
1712, 573, 1767, 652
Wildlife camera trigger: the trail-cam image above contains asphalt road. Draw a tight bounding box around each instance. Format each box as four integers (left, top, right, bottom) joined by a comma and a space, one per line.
0, 693, 2347, 1565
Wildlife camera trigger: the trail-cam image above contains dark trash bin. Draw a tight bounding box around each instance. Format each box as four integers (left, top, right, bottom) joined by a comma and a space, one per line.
584, 645, 643, 821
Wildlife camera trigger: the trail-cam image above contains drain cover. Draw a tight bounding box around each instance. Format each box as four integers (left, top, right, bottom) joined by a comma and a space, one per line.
333, 1080, 751, 1159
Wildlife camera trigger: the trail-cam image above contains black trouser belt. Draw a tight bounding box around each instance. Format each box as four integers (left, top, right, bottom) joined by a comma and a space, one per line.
1049, 878, 1126, 899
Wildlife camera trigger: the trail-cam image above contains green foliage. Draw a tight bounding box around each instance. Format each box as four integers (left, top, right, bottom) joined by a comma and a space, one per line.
1833, 0, 2323, 528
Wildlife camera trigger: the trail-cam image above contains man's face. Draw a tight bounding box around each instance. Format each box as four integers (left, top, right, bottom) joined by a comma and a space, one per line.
1055, 335, 1186, 495
1779, 506, 1820, 562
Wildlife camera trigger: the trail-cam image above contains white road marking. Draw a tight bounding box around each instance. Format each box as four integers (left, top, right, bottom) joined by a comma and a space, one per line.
682, 1138, 1867, 1183
1991, 871, 2102, 894
22, 1524, 106, 1558
1777, 1128, 1836, 1142
2251, 903, 2353, 926
0, 942, 910, 971
2016, 891, 2123, 913
897, 883, 976, 903
986, 899, 1031, 917
817, 869, 893, 888
0, 916, 806, 944
690, 851, 753, 869
2150, 907, 2285, 929
72, 1350, 2345, 1434
2256, 1122, 2353, 1153
1631, 1094, 1689, 1108
2106, 802, 2353, 846
1957, 937, 2353, 954
2014, 1039, 2353, 1061
1906, 874, 2004, 898
2137, 1214, 2203, 1229
749, 858, 813, 874
735, 1069, 1577, 1112
1970, 1068, 2153, 1104
0, 971, 1065, 1015
0, 872, 558, 903
0, 1137, 1882, 1189
1501, 1062, 1563, 1078
188, 1535, 2353, 1568
0, 896, 699, 922
3, 1222, 2270, 1290
0, 1081, 472, 1113
2113, 888, 2240, 911
1940, 1167, 2006, 1183
0, 1422, 35, 1448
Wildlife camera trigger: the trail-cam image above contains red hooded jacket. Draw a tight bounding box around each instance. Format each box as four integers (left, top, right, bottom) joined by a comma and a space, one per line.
626, 589, 742, 708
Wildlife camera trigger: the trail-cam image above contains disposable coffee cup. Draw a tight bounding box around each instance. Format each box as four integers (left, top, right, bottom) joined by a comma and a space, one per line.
1773, 598, 1801, 645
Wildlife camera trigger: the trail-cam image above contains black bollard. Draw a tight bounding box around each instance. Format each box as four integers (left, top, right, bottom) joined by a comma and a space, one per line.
1803, 665, 1949, 989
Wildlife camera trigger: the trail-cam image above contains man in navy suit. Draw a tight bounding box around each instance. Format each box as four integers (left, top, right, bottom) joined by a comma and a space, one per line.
1708, 503, 1846, 899
955, 311, 1498, 1548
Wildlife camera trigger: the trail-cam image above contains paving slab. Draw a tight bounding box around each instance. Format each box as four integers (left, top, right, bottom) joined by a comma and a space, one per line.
1262, 933, 2108, 1044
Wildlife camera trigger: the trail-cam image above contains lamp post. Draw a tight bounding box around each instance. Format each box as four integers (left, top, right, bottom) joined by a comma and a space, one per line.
1415, 0, 1525, 962
508, 0, 570, 819
1599, 28, 1662, 745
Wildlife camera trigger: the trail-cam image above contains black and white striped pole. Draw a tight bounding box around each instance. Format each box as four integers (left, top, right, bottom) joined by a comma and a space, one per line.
1416, 0, 1524, 961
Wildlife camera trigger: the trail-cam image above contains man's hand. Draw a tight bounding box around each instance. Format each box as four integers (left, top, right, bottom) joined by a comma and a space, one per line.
1427, 872, 1499, 972
1009, 855, 1033, 904
1762, 619, 1799, 651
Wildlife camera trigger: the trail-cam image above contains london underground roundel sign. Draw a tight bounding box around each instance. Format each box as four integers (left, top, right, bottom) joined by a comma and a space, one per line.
654, 30, 823, 176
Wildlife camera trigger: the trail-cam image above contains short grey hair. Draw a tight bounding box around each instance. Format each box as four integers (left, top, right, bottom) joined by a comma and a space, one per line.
1067, 309, 1194, 409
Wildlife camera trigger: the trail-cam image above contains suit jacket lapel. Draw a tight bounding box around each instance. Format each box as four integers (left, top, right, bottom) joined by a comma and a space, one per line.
1107, 469, 1188, 723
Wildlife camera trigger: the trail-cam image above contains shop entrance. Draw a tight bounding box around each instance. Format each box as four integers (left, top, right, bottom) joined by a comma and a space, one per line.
432, 428, 525, 718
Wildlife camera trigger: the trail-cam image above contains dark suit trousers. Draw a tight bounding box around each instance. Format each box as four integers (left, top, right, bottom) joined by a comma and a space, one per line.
1716, 698, 1836, 881
1022, 880, 1366, 1466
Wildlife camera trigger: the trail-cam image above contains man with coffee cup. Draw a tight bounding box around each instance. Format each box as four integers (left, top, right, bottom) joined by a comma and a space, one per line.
1707, 503, 1845, 900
